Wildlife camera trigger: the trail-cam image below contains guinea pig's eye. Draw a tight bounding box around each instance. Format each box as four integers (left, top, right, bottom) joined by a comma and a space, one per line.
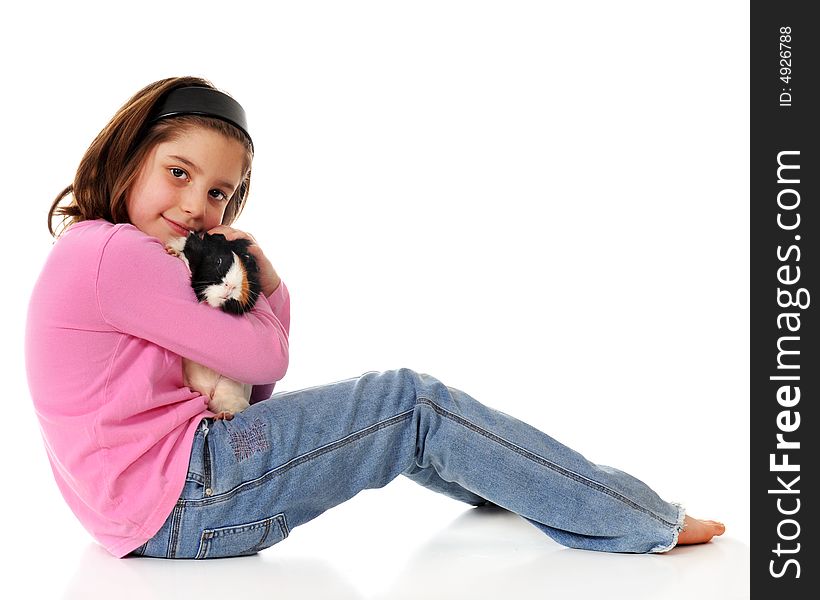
216, 257, 223, 267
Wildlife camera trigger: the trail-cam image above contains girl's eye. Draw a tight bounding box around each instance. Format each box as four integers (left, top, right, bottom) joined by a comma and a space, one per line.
169, 167, 228, 201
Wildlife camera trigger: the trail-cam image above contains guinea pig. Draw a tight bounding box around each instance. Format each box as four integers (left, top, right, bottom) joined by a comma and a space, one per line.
167, 232, 262, 315
165, 232, 263, 420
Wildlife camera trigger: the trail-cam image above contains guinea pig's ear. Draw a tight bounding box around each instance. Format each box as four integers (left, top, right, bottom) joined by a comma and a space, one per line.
230, 238, 253, 253
185, 232, 204, 254
183, 232, 205, 269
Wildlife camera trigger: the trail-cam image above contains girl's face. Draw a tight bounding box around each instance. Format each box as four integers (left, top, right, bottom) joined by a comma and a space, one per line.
126, 127, 247, 244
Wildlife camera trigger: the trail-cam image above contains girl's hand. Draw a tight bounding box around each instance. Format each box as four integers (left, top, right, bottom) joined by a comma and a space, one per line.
206, 225, 282, 297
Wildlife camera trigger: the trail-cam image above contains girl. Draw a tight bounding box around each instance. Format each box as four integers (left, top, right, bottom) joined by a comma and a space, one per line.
25, 76, 724, 560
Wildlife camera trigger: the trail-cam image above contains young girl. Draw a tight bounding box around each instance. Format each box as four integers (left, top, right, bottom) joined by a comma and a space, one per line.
25, 76, 724, 560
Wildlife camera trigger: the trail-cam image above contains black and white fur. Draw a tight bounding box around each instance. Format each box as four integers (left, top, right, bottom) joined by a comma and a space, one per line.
166, 232, 262, 419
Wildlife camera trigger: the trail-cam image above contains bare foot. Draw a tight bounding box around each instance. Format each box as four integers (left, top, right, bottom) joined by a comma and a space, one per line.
676, 515, 725, 545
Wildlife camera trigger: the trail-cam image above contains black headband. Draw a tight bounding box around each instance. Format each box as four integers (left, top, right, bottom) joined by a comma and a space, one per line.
149, 86, 253, 150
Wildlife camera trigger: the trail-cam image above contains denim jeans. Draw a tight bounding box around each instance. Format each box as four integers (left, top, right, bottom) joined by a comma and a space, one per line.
130, 368, 684, 558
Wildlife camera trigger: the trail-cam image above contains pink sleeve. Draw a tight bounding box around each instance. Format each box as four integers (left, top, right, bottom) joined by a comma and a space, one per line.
250, 280, 291, 403
96, 225, 289, 385
264, 277, 291, 335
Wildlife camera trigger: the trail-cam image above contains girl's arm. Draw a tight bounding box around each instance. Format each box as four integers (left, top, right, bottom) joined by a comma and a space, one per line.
250, 278, 291, 403
96, 224, 289, 385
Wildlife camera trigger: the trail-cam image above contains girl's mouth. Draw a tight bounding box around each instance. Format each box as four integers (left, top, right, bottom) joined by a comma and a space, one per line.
163, 216, 191, 237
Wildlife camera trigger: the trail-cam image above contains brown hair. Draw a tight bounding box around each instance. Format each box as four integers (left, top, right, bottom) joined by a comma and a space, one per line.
48, 76, 254, 238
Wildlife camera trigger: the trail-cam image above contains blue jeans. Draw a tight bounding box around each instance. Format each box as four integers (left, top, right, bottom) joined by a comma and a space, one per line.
130, 369, 684, 558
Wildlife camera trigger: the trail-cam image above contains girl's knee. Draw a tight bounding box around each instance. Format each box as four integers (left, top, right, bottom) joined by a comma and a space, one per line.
394, 368, 451, 402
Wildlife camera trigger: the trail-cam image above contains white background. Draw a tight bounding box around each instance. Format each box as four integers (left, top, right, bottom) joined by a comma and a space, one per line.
1, 1, 749, 598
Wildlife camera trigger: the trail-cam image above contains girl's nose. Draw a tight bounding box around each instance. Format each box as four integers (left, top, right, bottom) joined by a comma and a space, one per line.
179, 188, 209, 220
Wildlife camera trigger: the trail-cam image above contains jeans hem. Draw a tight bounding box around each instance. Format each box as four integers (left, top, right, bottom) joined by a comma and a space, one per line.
649, 502, 686, 553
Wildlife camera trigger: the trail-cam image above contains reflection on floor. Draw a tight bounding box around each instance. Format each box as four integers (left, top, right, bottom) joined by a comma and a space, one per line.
60, 502, 749, 600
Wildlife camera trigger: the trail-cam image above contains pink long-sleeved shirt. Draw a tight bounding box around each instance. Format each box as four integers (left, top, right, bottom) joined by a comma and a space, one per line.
24, 219, 290, 558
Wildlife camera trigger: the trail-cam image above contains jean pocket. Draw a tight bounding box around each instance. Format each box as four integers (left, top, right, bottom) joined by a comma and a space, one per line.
195, 514, 289, 559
